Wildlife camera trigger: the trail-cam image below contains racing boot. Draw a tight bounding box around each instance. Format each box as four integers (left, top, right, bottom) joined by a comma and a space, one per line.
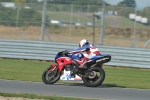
70, 66, 78, 78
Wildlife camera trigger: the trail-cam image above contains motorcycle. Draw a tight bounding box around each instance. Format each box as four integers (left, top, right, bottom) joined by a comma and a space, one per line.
42, 50, 111, 87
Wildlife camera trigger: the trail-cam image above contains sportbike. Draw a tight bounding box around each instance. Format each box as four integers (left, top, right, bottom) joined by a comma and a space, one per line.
42, 50, 111, 87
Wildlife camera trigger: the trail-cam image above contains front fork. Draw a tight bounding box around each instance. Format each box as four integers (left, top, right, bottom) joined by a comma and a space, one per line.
50, 63, 64, 72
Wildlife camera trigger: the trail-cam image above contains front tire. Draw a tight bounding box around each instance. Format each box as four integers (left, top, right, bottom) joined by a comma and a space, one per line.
42, 66, 61, 84
82, 67, 105, 87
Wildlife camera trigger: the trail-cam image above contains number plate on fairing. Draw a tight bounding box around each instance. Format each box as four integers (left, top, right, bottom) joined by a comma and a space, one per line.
60, 69, 82, 82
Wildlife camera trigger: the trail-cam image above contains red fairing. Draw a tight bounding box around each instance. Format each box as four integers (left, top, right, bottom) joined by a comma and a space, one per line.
49, 64, 57, 71
55, 57, 72, 71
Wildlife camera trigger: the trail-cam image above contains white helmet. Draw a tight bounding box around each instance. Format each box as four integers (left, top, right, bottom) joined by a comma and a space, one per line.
79, 39, 89, 47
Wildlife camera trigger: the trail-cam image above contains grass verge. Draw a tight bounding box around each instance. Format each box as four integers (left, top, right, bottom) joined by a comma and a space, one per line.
0, 58, 150, 89
0, 92, 94, 100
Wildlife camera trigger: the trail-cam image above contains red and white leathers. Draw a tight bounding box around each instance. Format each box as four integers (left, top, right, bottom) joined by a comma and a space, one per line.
69, 44, 101, 67
84, 44, 100, 59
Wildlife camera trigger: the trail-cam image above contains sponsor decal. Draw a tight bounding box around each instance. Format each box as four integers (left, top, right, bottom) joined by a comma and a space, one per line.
66, 74, 72, 80
74, 78, 82, 81
62, 77, 66, 80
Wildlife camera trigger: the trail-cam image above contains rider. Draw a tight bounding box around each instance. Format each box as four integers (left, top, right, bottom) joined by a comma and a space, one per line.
68, 39, 102, 77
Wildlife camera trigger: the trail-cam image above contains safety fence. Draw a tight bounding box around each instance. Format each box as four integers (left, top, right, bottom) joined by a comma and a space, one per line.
0, 2, 150, 48
0, 39, 150, 68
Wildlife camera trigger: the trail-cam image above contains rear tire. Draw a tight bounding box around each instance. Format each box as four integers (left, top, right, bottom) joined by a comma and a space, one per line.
82, 67, 105, 87
42, 66, 61, 84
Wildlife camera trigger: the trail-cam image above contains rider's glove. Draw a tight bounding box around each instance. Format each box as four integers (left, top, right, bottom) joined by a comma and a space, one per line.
85, 48, 90, 51
64, 52, 71, 57
58, 51, 70, 57
58, 52, 63, 56
62, 50, 70, 57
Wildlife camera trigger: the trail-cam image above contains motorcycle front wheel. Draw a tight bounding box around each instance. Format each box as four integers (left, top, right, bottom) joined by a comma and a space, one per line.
82, 67, 105, 87
42, 66, 61, 84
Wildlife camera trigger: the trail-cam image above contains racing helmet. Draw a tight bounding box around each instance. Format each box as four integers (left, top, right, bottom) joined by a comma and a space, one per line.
79, 39, 89, 47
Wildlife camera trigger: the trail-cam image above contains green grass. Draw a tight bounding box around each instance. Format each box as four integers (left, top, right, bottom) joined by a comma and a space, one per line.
0, 92, 93, 100
46, 12, 110, 26
120, 16, 149, 28
46, 12, 149, 28
0, 59, 49, 82
103, 67, 150, 89
47, 12, 98, 23
0, 58, 150, 89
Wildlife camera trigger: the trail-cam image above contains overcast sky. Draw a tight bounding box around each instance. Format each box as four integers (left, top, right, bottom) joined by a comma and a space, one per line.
106, 0, 150, 9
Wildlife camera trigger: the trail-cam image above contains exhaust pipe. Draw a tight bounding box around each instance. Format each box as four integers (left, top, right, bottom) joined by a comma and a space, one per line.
96, 55, 111, 65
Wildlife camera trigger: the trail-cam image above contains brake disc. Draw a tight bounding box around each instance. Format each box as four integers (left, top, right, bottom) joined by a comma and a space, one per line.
88, 71, 96, 79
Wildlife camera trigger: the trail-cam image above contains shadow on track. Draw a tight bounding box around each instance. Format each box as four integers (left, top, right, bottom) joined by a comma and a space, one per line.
45, 82, 126, 88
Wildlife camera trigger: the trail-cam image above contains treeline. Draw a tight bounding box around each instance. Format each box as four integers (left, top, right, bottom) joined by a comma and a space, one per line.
0, 0, 110, 6
0, 4, 50, 27
0, 0, 149, 26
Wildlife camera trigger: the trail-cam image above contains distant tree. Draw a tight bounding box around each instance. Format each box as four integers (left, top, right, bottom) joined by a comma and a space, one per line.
47, 0, 110, 6
0, 0, 14, 2
0, 5, 49, 27
14, 0, 26, 3
0, 0, 27, 3
117, 0, 136, 8
26, 0, 37, 3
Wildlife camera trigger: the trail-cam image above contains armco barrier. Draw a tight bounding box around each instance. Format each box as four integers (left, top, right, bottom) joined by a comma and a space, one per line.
0, 39, 150, 68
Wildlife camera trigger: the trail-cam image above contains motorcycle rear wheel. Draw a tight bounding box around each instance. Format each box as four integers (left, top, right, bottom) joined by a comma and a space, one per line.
42, 66, 61, 84
82, 67, 105, 87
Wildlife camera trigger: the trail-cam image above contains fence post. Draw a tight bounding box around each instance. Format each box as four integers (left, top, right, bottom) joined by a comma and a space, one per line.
16, 3, 20, 39
69, 5, 73, 42
40, 0, 47, 41
100, 0, 105, 45
131, 8, 137, 47
143, 39, 150, 48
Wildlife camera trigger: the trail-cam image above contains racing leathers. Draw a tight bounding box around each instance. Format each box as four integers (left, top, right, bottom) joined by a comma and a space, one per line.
69, 44, 101, 69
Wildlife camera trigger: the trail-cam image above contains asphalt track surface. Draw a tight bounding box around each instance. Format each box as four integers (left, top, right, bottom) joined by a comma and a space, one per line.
0, 80, 150, 100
